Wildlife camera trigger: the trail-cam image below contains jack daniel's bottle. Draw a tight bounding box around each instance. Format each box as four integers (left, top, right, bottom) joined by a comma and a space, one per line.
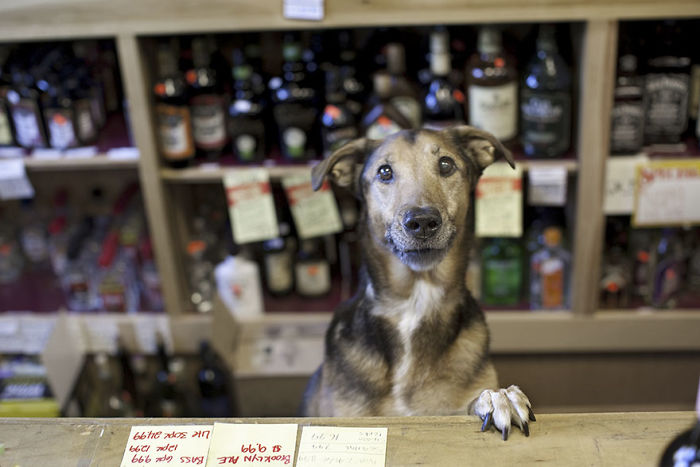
611, 53, 645, 155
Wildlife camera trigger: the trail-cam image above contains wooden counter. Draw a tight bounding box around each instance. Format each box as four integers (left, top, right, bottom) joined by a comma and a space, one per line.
0, 412, 694, 466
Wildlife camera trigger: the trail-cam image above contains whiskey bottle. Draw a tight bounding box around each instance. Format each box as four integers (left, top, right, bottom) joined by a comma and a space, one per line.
423, 28, 465, 130
7, 71, 48, 149
363, 72, 413, 140
229, 48, 266, 163
385, 42, 422, 128
321, 66, 358, 156
611, 54, 645, 155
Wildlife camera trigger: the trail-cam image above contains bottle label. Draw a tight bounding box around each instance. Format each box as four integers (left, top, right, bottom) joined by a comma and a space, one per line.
295, 260, 330, 296
191, 94, 227, 149
282, 127, 307, 159
102, 290, 126, 312
75, 99, 97, 143
644, 73, 689, 139
264, 251, 293, 293
610, 102, 644, 153
0, 108, 12, 145
11, 101, 44, 148
366, 116, 402, 140
689, 64, 700, 121
521, 91, 570, 146
541, 257, 564, 308
156, 104, 194, 160
468, 82, 517, 141
235, 134, 257, 162
483, 258, 521, 303
390, 96, 421, 128
46, 109, 78, 150
66, 272, 91, 310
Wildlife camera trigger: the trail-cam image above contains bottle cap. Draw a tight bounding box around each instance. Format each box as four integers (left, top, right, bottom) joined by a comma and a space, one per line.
430, 29, 449, 55
477, 26, 502, 55
543, 226, 562, 247
386, 43, 406, 75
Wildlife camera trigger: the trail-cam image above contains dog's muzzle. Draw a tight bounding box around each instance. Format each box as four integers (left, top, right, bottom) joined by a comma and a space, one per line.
402, 207, 442, 240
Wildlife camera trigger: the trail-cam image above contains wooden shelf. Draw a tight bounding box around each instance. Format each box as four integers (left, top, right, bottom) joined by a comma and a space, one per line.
23, 155, 139, 172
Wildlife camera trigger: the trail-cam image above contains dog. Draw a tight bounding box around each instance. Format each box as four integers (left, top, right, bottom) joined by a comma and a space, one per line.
301, 125, 535, 440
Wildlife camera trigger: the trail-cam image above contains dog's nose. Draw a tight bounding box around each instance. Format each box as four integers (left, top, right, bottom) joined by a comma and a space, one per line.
402, 207, 442, 240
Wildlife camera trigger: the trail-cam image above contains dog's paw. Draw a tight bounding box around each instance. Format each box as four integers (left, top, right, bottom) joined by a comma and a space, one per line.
473, 385, 536, 441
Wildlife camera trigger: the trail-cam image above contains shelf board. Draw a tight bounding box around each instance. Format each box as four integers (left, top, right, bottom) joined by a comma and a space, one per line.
23, 155, 139, 172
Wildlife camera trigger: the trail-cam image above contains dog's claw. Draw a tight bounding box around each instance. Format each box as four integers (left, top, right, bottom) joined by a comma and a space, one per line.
522, 422, 530, 437
528, 407, 536, 422
502, 426, 509, 441
481, 412, 492, 432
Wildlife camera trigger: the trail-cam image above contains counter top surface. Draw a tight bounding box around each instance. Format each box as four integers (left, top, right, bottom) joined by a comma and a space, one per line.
0, 411, 694, 466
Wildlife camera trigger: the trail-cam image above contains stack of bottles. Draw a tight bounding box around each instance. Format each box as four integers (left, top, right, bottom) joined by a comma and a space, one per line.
154, 24, 575, 168
0, 41, 123, 151
0, 184, 163, 313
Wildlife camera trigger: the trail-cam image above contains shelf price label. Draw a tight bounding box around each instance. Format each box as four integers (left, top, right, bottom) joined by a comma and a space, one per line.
528, 165, 568, 206
121, 425, 213, 467
475, 163, 523, 238
283, 0, 324, 21
633, 159, 700, 227
224, 169, 279, 244
0, 158, 34, 200
296, 426, 388, 467
604, 154, 649, 215
205, 423, 298, 466
282, 174, 343, 239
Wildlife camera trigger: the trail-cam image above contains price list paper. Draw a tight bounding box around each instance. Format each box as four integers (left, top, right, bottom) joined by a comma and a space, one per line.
205, 423, 298, 466
603, 154, 649, 215
0, 158, 35, 200
475, 163, 523, 238
120, 425, 213, 467
296, 426, 388, 467
633, 160, 700, 227
282, 174, 343, 239
528, 165, 567, 206
224, 169, 279, 244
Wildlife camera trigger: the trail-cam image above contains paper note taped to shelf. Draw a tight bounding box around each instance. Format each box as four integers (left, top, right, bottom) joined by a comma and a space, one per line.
633, 159, 700, 227
296, 426, 388, 467
205, 423, 298, 466
31, 148, 63, 159
528, 165, 567, 206
224, 169, 279, 244
475, 163, 523, 238
604, 154, 649, 215
283, 174, 343, 239
120, 425, 213, 467
283, 0, 324, 20
0, 158, 34, 200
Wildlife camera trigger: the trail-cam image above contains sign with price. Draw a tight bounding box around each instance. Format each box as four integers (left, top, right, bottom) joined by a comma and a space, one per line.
224, 169, 279, 244
205, 423, 298, 466
475, 163, 523, 238
282, 174, 343, 239
633, 160, 700, 227
120, 425, 213, 466
296, 426, 388, 467
604, 155, 649, 215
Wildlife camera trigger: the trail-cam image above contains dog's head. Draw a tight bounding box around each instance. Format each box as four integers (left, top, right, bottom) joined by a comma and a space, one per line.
312, 126, 514, 272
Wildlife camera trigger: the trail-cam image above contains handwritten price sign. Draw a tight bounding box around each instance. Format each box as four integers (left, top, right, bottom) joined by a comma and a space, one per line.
633, 160, 700, 227
120, 425, 213, 466
205, 423, 298, 466
296, 426, 388, 467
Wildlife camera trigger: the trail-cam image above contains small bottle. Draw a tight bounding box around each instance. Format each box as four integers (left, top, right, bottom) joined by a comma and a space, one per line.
7, 71, 48, 149
659, 380, 700, 467
481, 237, 523, 306
228, 49, 266, 164
530, 226, 571, 310
116, 337, 140, 417
466, 26, 518, 143
363, 72, 413, 140
19, 199, 49, 268
423, 28, 465, 130
39, 77, 79, 150
651, 229, 684, 309
214, 248, 264, 318
187, 239, 215, 313
321, 66, 358, 157
262, 223, 295, 297
611, 54, 645, 155
197, 341, 234, 417
385, 42, 422, 128
146, 334, 186, 418
295, 238, 331, 298
629, 228, 654, 304
520, 25, 572, 158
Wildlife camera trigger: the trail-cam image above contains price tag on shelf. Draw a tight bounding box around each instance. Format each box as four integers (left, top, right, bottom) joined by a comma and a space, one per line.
30, 148, 62, 159
205, 423, 298, 467
603, 154, 649, 215
107, 147, 140, 160
282, 174, 343, 240
527, 165, 567, 206
633, 159, 700, 227
297, 426, 388, 467
475, 163, 523, 238
120, 425, 213, 467
224, 169, 279, 244
0, 158, 35, 200
64, 146, 98, 158
283, 0, 324, 21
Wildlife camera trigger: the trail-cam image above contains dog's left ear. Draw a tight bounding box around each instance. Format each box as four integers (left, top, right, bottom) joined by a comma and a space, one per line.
444, 125, 515, 170
311, 138, 377, 192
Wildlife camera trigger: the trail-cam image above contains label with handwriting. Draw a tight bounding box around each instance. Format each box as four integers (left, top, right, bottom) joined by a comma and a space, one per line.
604, 154, 649, 215
205, 423, 298, 466
475, 163, 523, 238
296, 426, 388, 467
282, 174, 343, 239
224, 169, 279, 244
528, 165, 567, 206
120, 425, 214, 466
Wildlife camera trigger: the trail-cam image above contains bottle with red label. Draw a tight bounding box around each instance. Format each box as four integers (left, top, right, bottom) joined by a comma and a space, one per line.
295, 238, 331, 298
321, 66, 358, 157
530, 226, 571, 310
40, 77, 79, 150
187, 37, 228, 161
363, 72, 413, 140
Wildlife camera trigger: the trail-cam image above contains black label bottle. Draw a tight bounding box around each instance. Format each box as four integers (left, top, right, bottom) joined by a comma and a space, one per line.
7, 71, 48, 149
321, 66, 358, 157
228, 48, 266, 164
154, 42, 195, 168
611, 54, 645, 155
187, 37, 228, 160
0, 68, 15, 147
423, 29, 465, 130
520, 25, 572, 158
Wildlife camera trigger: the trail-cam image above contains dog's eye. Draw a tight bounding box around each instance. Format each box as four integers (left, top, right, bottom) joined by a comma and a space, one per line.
438, 156, 456, 177
377, 164, 393, 182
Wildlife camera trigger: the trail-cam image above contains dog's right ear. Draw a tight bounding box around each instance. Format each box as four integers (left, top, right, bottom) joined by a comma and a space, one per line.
311, 138, 376, 193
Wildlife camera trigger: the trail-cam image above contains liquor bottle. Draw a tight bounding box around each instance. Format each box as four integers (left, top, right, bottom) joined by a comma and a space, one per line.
19, 199, 49, 268
187, 239, 215, 313
644, 20, 691, 145
295, 238, 331, 298
0, 217, 23, 284
85, 353, 132, 417
611, 54, 645, 155
651, 229, 684, 308
363, 72, 413, 140
197, 341, 234, 417
154, 41, 195, 168
65, 76, 98, 146
385, 42, 422, 129
337, 30, 366, 123
321, 66, 358, 157
659, 381, 700, 467
629, 228, 654, 304
214, 247, 264, 318
520, 25, 572, 158
271, 35, 320, 162
0, 66, 16, 147
466, 26, 518, 143
600, 219, 632, 308
147, 334, 188, 418
262, 221, 295, 297
228, 49, 266, 164
139, 238, 164, 312
187, 37, 228, 161
481, 237, 523, 306
7, 71, 48, 149
530, 226, 571, 310
423, 28, 465, 130
62, 217, 94, 311
41, 79, 79, 150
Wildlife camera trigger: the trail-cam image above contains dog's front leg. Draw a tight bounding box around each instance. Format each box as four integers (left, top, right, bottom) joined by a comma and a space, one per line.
471, 385, 536, 440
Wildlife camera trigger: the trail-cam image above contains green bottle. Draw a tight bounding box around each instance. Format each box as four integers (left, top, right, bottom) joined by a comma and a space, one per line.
481, 237, 523, 306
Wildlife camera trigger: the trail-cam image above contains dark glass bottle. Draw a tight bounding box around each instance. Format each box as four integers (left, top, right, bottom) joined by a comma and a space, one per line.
40, 78, 79, 150
146, 334, 186, 418
197, 341, 234, 417
271, 36, 320, 162
385, 42, 422, 129
481, 237, 523, 306
337, 30, 366, 123
423, 28, 465, 130
7, 71, 48, 149
659, 384, 700, 467
262, 221, 295, 297
611, 54, 645, 155
228, 48, 266, 164
295, 238, 331, 298
154, 42, 195, 168
651, 228, 684, 308
0, 65, 15, 147
643, 21, 691, 145
466, 26, 518, 143
520, 25, 572, 158
321, 66, 357, 157
65, 76, 98, 146
363, 72, 413, 140
187, 37, 228, 161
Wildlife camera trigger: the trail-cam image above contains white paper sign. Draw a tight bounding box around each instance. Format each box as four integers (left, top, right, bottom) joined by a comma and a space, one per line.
282, 174, 343, 240
205, 423, 298, 466
31, 148, 63, 159
224, 169, 279, 244
107, 147, 140, 160
528, 166, 567, 206
120, 425, 213, 467
633, 160, 700, 227
604, 154, 649, 215
296, 426, 388, 467
64, 146, 98, 158
0, 147, 25, 158
0, 158, 35, 200
475, 163, 523, 238
81, 315, 120, 354
283, 0, 324, 21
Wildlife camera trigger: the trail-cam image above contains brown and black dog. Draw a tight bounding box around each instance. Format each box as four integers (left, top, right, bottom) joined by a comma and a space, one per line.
301, 125, 535, 440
